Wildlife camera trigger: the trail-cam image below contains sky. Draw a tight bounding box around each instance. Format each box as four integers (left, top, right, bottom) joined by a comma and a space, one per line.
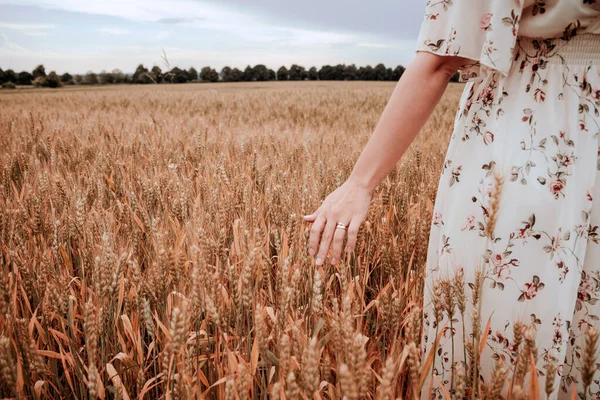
0, 0, 426, 75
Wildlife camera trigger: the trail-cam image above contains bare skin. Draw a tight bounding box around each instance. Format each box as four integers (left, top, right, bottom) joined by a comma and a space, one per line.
303, 51, 467, 266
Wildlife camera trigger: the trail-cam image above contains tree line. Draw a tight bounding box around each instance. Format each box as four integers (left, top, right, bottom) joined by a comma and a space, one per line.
0, 63, 460, 88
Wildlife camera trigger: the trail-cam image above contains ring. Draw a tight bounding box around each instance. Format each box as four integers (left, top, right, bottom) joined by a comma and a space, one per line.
336, 222, 347, 230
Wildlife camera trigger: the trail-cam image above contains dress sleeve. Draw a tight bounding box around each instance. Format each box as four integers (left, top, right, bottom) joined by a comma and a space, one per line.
416, 0, 524, 82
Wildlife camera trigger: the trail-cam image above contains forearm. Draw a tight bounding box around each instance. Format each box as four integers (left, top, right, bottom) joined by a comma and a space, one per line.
348, 53, 459, 194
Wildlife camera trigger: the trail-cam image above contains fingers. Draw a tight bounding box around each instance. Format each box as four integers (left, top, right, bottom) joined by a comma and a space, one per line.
330, 220, 351, 265
315, 219, 336, 266
307, 214, 326, 257
303, 209, 319, 222
344, 218, 362, 255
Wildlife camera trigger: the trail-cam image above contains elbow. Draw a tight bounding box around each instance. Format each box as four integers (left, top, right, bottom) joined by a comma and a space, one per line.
434, 55, 465, 81
415, 51, 465, 81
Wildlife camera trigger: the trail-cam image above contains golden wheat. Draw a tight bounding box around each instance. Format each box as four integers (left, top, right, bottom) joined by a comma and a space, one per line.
0, 81, 595, 399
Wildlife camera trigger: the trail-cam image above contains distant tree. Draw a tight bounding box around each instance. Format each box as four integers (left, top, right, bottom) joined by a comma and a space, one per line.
46, 71, 62, 88
288, 65, 308, 81
17, 71, 33, 85
308, 67, 318, 80
32, 64, 46, 79
357, 65, 376, 81
335, 64, 347, 80
221, 66, 232, 81
318, 65, 332, 80
392, 65, 406, 81
221, 66, 244, 82
4, 69, 17, 84
32, 71, 62, 88
242, 65, 256, 82
132, 64, 152, 84
0, 68, 4, 84
450, 71, 460, 82
149, 66, 162, 83
83, 71, 99, 85
319, 64, 346, 80
277, 66, 288, 81
232, 68, 244, 82
344, 64, 358, 81
374, 64, 389, 81
73, 74, 83, 84
252, 64, 272, 81
1, 81, 16, 89
33, 76, 45, 87
61, 72, 74, 84
200, 66, 219, 82
165, 67, 188, 83
111, 69, 127, 84
187, 67, 198, 81
98, 70, 114, 85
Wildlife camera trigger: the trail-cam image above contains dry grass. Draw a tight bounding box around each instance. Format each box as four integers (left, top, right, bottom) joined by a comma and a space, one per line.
0, 80, 563, 399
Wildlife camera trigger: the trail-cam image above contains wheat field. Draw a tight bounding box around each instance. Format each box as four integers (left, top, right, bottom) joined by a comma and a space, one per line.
0, 81, 474, 399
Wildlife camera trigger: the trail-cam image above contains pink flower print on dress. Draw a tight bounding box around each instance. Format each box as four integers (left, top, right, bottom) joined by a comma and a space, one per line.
461, 215, 475, 231
549, 176, 566, 199
480, 13, 492, 31
483, 131, 495, 145
432, 212, 444, 226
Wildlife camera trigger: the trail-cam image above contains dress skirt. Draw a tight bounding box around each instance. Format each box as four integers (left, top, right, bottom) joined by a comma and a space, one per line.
421, 33, 600, 399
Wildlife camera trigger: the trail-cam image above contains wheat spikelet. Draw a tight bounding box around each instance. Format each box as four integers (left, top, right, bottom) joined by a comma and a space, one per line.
432, 278, 444, 324
377, 354, 396, 400
339, 363, 359, 400
301, 336, 320, 395
0, 336, 16, 393
285, 371, 300, 400
311, 268, 323, 314
255, 305, 269, 355
454, 363, 466, 399
271, 381, 282, 400
0, 272, 10, 315
485, 170, 504, 239
454, 267, 466, 314
350, 333, 369, 395
544, 360, 556, 398
84, 299, 99, 365
87, 364, 99, 399
487, 358, 508, 400
514, 327, 536, 387
16, 318, 45, 376
237, 363, 250, 400
583, 326, 599, 395
512, 384, 525, 400
406, 342, 421, 395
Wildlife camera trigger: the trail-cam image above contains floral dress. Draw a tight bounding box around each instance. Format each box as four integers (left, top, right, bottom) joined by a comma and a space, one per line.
418, 1, 600, 399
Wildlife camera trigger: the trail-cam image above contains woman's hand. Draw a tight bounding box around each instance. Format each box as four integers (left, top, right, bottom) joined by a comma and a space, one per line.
303, 52, 460, 266
303, 178, 373, 265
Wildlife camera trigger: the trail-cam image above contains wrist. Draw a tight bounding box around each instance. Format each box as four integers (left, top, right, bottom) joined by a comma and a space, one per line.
347, 174, 376, 196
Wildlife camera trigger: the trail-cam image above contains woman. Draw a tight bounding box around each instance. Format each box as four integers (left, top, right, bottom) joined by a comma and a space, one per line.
303, 1, 600, 398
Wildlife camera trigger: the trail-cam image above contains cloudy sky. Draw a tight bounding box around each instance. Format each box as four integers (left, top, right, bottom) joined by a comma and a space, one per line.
0, 0, 425, 74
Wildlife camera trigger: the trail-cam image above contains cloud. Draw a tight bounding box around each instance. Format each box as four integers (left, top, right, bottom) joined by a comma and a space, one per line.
98, 27, 129, 36
155, 31, 170, 40
0, 22, 55, 36
0, 33, 28, 52
156, 17, 204, 25
357, 43, 396, 49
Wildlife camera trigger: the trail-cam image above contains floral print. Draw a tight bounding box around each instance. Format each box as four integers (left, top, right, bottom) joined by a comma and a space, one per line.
417, 1, 600, 399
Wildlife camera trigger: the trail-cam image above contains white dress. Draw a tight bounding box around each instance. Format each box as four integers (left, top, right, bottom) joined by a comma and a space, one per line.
417, 1, 600, 398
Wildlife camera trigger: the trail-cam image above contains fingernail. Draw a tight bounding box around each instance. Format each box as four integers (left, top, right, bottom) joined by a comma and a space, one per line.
330, 257, 336, 265
316, 257, 322, 265
308, 247, 314, 255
